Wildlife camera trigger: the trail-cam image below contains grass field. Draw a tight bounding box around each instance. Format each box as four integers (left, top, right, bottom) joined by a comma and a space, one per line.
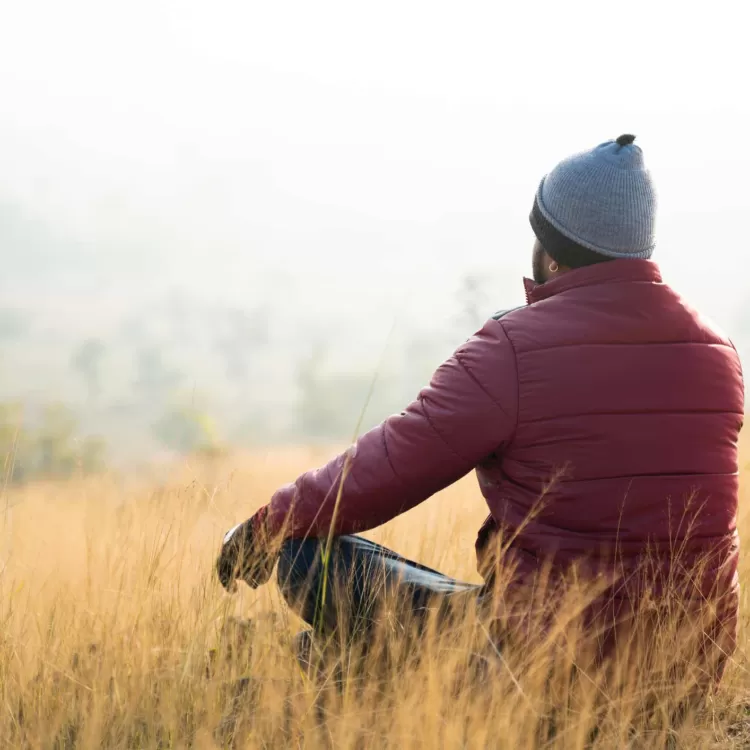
1, 443, 749, 749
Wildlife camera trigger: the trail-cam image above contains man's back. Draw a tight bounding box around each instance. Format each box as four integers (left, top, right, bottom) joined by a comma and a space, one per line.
477, 260, 744, 637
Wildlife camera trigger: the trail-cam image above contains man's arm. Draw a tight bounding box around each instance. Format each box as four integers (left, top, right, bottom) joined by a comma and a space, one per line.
263, 319, 519, 539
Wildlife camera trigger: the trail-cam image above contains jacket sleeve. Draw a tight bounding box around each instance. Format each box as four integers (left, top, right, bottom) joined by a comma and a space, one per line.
265, 319, 519, 539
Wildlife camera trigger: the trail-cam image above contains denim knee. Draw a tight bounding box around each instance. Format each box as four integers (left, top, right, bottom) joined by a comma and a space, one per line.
276, 537, 325, 605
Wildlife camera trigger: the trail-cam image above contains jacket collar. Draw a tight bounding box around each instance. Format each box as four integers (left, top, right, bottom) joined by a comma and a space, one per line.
523, 259, 663, 304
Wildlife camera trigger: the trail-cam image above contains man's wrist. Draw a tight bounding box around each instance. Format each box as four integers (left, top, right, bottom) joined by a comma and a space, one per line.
250, 505, 270, 537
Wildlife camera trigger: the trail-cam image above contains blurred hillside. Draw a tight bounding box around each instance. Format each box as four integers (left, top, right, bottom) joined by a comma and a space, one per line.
3, 190, 749, 480
1, 195, 522, 472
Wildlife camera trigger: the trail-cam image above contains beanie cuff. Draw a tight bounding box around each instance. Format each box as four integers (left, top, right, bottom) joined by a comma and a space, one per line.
529, 198, 609, 268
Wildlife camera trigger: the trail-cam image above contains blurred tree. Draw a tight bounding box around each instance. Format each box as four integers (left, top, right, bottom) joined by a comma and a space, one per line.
78, 435, 108, 474
213, 306, 270, 382
296, 344, 330, 438
133, 346, 184, 405
152, 404, 223, 456
398, 333, 445, 398
295, 345, 398, 441
455, 273, 491, 333
0, 308, 30, 343
0, 402, 108, 485
71, 338, 107, 402
36, 403, 78, 478
0, 402, 29, 485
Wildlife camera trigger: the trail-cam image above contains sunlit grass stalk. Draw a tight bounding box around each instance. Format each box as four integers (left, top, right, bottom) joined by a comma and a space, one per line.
314, 318, 399, 638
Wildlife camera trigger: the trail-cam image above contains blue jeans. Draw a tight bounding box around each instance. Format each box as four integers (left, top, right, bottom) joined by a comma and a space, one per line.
277, 535, 483, 641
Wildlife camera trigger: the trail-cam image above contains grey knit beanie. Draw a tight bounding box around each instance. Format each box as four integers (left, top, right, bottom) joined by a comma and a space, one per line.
529, 134, 657, 265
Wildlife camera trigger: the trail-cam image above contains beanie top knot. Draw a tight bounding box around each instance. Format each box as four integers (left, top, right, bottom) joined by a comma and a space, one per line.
616, 133, 636, 147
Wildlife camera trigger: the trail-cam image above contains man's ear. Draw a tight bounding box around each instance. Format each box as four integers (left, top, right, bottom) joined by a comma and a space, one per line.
547, 252, 571, 277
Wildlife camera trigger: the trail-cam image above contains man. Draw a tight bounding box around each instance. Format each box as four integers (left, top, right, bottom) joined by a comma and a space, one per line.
217, 135, 744, 678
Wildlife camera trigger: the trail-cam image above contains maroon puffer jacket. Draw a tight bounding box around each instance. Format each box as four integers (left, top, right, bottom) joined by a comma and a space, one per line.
266, 260, 744, 646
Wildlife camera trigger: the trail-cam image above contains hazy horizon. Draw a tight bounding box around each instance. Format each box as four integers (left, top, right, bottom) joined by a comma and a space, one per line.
2, 0, 749, 464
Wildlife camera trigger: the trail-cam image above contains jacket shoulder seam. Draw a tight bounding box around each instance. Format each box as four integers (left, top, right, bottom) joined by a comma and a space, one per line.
492, 305, 526, 322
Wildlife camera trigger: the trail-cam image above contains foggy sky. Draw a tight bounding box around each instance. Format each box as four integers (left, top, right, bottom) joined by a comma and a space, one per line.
2, 0, 749, 351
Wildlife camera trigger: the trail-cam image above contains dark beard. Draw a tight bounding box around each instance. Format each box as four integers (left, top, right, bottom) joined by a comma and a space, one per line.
532, 245, 547, 284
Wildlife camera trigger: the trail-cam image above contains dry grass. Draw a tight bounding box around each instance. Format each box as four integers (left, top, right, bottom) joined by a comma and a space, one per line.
1, 443, 749, 749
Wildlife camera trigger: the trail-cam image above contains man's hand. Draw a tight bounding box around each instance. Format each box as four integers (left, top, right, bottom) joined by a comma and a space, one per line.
216, 507, 278, 591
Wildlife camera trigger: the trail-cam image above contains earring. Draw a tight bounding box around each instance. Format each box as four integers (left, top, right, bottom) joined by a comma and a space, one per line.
549, 261, 559, 274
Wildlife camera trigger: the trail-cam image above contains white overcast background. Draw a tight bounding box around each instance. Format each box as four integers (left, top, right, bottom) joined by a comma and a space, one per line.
1, 0, 749, 367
